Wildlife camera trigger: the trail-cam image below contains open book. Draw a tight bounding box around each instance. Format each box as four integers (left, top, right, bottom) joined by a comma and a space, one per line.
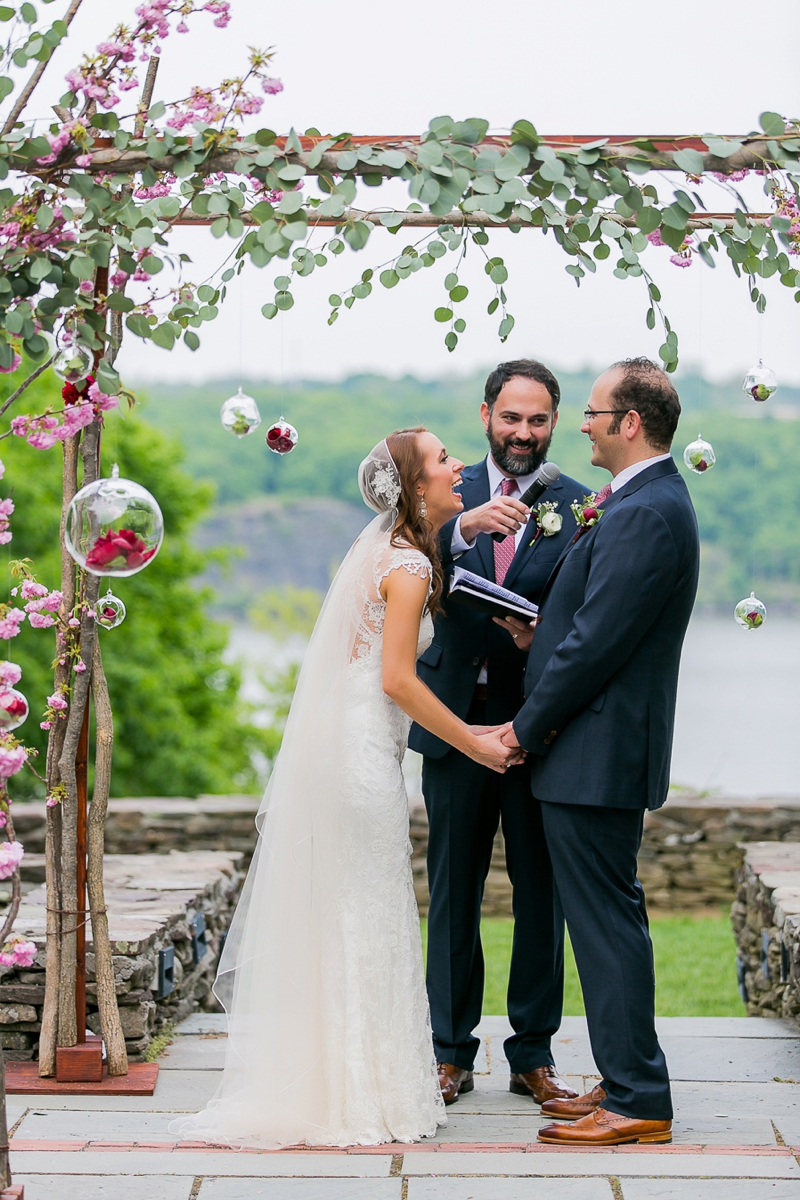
449, 567, 539, 623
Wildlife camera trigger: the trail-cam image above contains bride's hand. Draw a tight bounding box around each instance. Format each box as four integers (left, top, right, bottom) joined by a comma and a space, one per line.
467, 725, 527, 774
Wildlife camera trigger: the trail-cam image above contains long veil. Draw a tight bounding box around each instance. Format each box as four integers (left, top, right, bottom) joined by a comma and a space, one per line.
170, 442, 434, 1147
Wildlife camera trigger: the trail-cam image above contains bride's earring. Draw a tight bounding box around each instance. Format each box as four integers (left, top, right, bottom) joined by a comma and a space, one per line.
419, 495, 428, 520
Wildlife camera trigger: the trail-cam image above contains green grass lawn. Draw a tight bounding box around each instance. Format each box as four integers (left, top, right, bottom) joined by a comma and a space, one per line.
421, 910, 745, 1017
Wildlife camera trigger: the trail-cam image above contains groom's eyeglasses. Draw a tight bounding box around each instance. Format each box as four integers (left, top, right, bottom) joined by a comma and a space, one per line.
583, 409, 621, 420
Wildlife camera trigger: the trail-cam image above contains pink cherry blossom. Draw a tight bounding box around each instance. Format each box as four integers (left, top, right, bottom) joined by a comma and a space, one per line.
0, 663, 21, 688
0, 352, 21, 376
28, 613, 56, 629
74, 660, 87, 673
47, 694, 68, 711
78, 280, 94, 295
262, 78, 283, 95
0, 749, 25, 781
0, 611, 25, 640
0, 934, 37, 967
41, 591, 63, 613
20, 581, 47, 600
110, 270, 129, 288
670, 253, 693, 268
40, 721, 52, 730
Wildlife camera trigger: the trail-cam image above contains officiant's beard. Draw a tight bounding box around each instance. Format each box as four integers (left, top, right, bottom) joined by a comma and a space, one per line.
487, 423, 553, 477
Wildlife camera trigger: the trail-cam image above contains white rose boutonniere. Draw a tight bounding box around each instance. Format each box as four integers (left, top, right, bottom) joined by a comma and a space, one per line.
529, 500, 562, 545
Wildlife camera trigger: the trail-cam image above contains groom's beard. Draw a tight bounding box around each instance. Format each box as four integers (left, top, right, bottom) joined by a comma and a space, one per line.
487, 421, 553, 477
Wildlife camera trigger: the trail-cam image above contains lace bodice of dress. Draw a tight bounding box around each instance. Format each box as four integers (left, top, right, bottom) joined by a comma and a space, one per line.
351, 538, 433, 668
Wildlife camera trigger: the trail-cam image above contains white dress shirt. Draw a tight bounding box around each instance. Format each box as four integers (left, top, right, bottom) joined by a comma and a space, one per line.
451, 455, 539, 686
609, 453, 673, 493
451, 454, 539, 555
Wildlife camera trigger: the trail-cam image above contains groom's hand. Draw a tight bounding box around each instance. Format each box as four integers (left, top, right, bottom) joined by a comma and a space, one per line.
460, 495, 530, 543
493, 614, 536, 652
469, 726, 527, 772
500, 725, 522, 750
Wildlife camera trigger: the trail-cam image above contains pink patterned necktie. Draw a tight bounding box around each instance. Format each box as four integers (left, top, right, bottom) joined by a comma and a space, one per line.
595, 483, 613, 505
493, 478, 519, 585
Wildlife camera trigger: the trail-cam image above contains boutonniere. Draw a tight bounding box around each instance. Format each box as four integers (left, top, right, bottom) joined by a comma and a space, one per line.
529, 501, 562, 545
570, 494, 605, 531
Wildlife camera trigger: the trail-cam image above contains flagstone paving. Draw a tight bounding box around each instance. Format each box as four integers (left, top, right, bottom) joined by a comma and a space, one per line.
7, 1014, 800, 1200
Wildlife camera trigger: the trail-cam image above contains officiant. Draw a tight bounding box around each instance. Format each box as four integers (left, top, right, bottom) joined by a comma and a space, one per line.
409, 359, 587, 1107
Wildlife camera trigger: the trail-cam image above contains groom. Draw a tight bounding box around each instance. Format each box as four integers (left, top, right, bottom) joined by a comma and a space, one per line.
410, 358, 587, 1106
498, 357, 700, 1145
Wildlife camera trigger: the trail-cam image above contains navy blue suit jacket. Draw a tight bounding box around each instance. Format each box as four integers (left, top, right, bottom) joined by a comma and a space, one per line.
512, 457, 699, 811
409, 459, 588, 759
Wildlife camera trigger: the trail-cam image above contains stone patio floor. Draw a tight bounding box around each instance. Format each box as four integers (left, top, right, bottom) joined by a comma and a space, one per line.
5, 1014, 800, 1199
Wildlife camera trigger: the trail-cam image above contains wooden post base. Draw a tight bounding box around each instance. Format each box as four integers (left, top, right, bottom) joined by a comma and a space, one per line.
56, 1035, 103, 1083
6, 1061, 158, 1095
1, 1185, 24, 1199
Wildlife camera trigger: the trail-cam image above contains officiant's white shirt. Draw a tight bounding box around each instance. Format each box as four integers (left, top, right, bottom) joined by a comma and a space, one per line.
450, 454, 539, 687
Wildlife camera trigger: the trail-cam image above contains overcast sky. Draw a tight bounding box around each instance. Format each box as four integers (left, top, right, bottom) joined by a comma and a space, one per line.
19, 0, 800, 386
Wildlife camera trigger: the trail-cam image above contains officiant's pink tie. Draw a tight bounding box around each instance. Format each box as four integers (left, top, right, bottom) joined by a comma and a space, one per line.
493, 478, 519, 585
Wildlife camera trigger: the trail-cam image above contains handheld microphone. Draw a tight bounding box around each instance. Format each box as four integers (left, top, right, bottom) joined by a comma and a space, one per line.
491, 461, 561, 543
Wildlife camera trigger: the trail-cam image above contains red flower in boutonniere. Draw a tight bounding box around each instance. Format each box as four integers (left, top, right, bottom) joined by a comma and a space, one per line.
570, 494, 606, 540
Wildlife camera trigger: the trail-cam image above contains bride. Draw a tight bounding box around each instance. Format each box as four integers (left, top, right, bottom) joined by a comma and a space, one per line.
172, 428, 522, 1150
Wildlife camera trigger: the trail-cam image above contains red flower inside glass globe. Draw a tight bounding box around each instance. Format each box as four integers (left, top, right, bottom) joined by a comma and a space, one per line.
266, 419, 298, 455
86, 528, 156, 572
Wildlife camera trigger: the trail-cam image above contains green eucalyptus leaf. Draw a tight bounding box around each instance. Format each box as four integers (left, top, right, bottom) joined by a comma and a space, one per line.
445, 330, 458, 352
106, 293, 134, 312
434, 307, 453, 322
261, 303, 278, 319
28, 256, 52, 281
454, 318, 466, 333
275, 290, 294, 310
184, 330, 200, 350
672, 148, 705, 174
703, 137, 744, 159
126, 314, 152, 339
450, 285, 468, 302
344, 220, 372, 250
380, 269, 399, 288
498, 315, 515, 339
151, 322, 176, 350
336, 150, 358, 171
760, 112, 786, 137
148, 100, 166, 121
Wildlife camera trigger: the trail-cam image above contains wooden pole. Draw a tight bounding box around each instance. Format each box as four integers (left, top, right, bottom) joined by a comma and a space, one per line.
75, 697, 90, 1044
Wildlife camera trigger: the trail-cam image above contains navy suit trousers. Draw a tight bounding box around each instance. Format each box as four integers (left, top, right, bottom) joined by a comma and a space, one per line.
540, 800, 673, 1120
423, 708, 565, 1073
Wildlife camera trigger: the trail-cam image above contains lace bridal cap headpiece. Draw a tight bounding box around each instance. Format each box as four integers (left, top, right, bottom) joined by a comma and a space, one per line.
358, 439, 402, 513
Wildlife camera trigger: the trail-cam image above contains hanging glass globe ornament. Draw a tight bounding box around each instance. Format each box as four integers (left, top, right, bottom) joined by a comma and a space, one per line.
221, 387, 261, 438
65, 464, 164, 578
734, 592, 767, 630
0, 688, 27, 732
96, 589, 126, 630
683, 435, 716, 474
266, 417, 298, 455
52, 341, 93, 384
742, 361, 778, 403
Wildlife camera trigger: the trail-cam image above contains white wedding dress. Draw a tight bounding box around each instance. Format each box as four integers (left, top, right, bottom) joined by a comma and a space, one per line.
171, 503, 446, 1149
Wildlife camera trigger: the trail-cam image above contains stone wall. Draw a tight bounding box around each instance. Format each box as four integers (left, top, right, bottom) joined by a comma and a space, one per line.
0, 850, 243, 1062
731, 841, 800, 1021
412, 792, 800, 915
7, 792, 800, 923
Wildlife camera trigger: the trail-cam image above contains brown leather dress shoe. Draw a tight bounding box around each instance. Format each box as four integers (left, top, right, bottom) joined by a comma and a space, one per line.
538, 1107, 672, 1145
436, 1062, 474, 1105
540, 1082, 606, 1119
509, 1066, 578, 1104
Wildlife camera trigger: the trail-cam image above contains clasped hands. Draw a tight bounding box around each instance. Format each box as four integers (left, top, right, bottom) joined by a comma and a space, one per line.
470, 722, 526, 774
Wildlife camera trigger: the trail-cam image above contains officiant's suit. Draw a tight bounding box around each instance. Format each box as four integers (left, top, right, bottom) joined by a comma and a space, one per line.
409, 456, 587, 1076
513, 457, 699, 1120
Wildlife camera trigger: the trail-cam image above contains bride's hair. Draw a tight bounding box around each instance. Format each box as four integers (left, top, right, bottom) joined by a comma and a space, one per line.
386, 426, 445, 617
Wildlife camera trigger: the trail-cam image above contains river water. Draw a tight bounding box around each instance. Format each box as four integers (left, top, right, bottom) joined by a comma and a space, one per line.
227, 616, 800, 799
